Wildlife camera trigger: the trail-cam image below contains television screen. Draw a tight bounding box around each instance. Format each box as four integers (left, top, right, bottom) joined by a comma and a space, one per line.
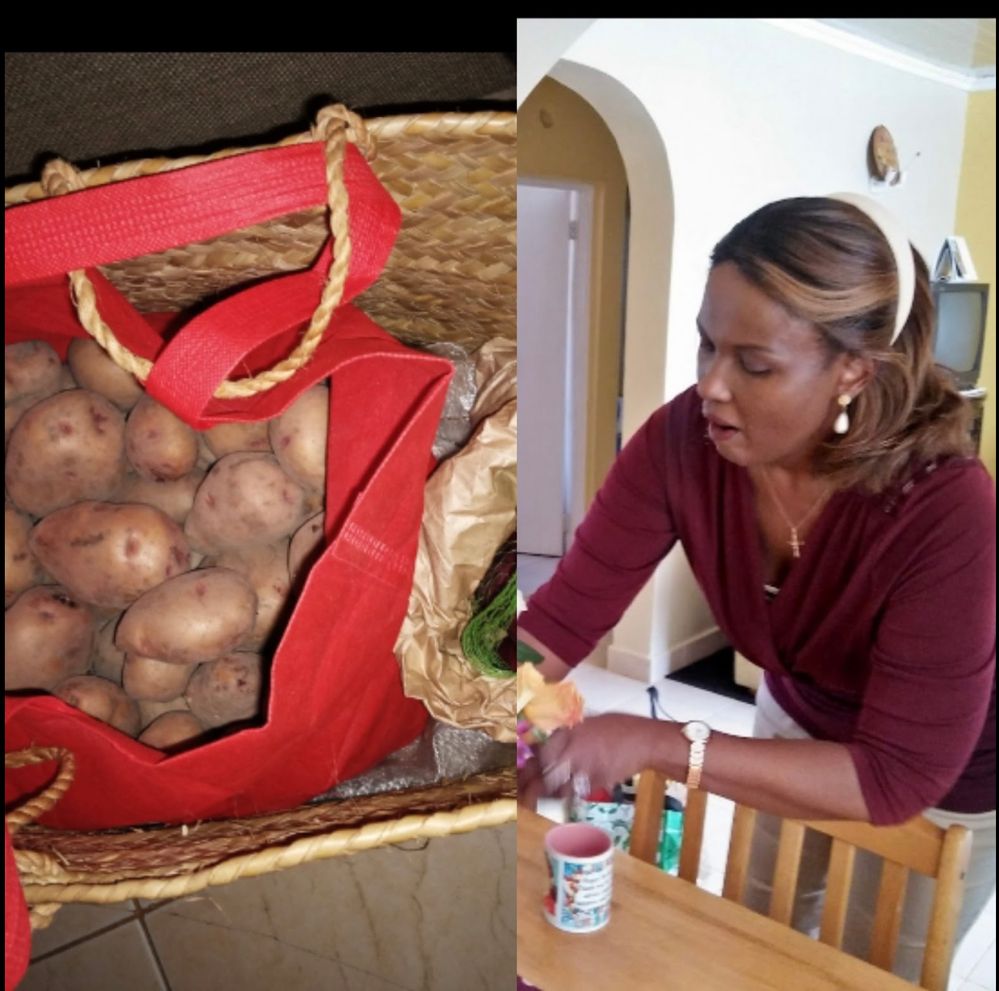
931, 282, 989, 390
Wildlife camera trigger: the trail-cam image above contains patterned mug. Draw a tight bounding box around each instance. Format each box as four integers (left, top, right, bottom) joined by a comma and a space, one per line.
543, 822, 614, 933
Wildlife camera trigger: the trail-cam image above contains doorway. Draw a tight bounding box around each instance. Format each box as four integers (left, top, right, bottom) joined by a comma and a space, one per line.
517, 179, 593, 593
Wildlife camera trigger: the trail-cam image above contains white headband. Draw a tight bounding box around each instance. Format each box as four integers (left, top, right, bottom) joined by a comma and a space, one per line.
828, 192, 915, 345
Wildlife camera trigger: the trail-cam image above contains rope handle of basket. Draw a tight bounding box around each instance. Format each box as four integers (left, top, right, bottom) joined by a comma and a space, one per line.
4, 747, 76, 834
38, 104, 375, 401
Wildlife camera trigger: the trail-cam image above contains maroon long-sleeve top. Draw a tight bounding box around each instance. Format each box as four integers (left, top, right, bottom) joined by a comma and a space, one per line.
519, 387, 996, 824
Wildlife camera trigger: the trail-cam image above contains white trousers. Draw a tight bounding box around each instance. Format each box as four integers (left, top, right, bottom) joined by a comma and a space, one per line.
745, 679, 996, 984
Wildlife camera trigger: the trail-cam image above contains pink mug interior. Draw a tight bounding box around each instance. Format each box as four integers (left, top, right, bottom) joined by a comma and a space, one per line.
546, 823, 612, 859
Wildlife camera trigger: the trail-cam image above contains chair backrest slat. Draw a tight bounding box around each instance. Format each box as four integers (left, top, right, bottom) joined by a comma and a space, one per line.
631, 769, 668, 866
870, 859, 910, 970
920, 825, 973, 991
677, 787, 708, 884
818, 837, 856, 949
805, 816, 943, 875
629, 769, 973, 991
770, 818, 807, 925
722, 803, 756, 903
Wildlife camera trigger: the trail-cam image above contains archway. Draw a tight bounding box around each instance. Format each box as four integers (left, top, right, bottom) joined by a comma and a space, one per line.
519, 59, 717, 683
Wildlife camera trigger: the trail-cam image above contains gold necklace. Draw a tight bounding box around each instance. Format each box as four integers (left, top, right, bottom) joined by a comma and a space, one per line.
757, 469, 830, 559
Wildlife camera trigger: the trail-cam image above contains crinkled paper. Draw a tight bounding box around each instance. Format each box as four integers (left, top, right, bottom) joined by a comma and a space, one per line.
394, 338, 517, 742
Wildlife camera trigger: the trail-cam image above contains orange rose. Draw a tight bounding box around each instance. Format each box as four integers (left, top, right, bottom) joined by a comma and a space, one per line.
522, 679, 585, 734
517, 662, 546, 713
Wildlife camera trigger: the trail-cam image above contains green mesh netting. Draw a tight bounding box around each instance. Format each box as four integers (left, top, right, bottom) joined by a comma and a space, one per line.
460, 573, 517, 679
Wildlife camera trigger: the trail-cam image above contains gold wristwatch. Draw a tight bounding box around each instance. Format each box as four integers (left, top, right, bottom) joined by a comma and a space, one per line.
681, 721, 711, 790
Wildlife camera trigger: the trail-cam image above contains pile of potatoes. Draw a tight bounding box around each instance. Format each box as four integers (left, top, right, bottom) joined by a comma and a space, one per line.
5, 338, 331, 752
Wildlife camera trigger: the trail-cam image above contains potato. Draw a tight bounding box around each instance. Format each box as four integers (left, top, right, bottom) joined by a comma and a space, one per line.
137, 695, 191, 729
125, 395, 199, 481
123, 653, 196, 702
113, 693, 143, 736
92, 615, 126, 684
5, 507, 42, 605
288, 512, 326, 585
195, 432, 217, 471
184, 453, 307, 553
210, 542, 291, 650
66, 337, 143, 411
116, 567, 257, 665
302, 487, 324, 517
52, 674, 116, 722
5, 393, 40, 443
4, 340, 63, 404
185, 652, 263, 729
4, 347, 76, 442
5, 586, 95, 691
268, 384, 329, 492
203, 420, 272, 458
54, 674, 141, 736
30, 501, 191, 610
5, 389, 126, 517
57, 365, 78, 392
114, 469, 204, 524
138, 710, 205, 750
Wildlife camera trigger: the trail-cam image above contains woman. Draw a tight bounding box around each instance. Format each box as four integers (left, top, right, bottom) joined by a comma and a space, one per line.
518, 195, 995, 980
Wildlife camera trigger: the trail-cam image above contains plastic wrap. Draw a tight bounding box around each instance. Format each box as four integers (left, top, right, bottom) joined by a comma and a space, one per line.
316, 720, 514, 801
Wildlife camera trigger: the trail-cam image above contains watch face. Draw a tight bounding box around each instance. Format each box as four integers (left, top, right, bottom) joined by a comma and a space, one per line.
684, 721, 710, 743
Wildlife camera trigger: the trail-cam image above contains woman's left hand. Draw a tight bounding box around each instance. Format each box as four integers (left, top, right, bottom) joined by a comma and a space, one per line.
535, 713, 663, 798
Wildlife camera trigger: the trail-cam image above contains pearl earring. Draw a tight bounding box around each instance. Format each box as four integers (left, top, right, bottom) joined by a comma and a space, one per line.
833, 394, 852, 435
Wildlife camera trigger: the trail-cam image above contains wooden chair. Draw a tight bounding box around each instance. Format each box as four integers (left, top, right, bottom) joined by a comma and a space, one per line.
631, 769, 973, 991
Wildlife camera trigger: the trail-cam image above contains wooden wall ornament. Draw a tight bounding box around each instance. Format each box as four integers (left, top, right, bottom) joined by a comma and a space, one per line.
868, 126, 901, 186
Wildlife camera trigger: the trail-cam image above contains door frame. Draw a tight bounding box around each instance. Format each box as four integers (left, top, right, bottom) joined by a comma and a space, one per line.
518, 176, 594, 550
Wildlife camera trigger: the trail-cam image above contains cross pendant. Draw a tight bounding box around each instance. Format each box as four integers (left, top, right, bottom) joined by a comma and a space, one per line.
789, 528, 802, 559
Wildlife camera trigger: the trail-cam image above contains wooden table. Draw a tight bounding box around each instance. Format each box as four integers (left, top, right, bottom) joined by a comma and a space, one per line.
518, 810, 916, 990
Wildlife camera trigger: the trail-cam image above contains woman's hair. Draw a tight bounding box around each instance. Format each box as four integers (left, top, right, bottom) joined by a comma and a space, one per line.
711, 197, 973, 493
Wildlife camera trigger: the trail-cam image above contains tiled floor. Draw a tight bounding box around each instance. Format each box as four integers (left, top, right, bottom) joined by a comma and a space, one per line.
546, 660, 997, 991
17, 823, 515, 991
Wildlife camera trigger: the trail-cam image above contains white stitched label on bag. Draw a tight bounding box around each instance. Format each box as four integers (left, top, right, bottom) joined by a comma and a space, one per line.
335, 521, 411, 585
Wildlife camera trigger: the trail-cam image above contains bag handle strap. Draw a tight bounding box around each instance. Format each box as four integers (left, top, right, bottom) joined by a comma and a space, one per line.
4, 748, 76, 834
17, 105, 388, 402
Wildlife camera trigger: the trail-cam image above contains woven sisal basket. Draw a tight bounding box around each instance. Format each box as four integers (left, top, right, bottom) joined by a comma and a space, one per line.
4, 108, 517, 927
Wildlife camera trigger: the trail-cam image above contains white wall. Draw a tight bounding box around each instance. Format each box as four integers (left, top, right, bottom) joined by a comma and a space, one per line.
561, 18, 967, 402
522, 18, 971, 682
517, 19, 597, 107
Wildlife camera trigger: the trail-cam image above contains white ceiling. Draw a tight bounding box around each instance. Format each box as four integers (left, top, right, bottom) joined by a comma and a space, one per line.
818, 18, 996, 86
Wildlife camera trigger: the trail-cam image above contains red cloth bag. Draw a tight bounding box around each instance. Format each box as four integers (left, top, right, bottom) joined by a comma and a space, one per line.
4, 116, 452, 832
5, 821, 30, 991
